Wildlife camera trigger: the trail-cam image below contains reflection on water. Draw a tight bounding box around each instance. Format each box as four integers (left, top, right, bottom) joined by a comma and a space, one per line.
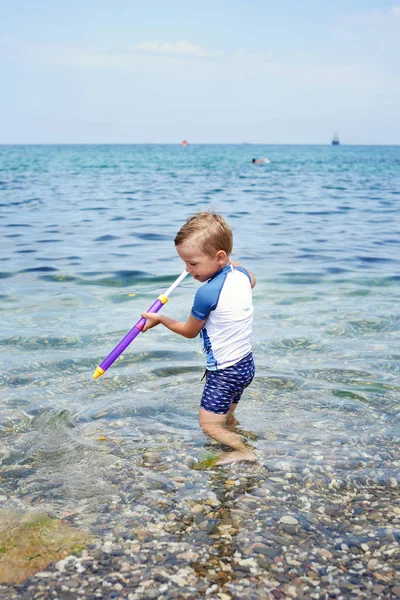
0, 144, 399, 532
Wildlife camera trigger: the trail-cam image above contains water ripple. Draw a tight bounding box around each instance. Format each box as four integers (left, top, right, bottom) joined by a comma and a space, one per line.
0, 143, 399, 520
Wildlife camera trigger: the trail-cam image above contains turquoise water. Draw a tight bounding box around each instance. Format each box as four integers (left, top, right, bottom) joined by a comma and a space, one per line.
1, 144, 399, 513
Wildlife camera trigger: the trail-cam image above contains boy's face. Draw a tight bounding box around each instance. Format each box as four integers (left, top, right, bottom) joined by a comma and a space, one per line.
176, 242, 227, 282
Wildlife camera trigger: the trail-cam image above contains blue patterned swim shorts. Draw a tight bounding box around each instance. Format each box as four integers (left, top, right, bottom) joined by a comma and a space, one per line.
201, 353, 255, 415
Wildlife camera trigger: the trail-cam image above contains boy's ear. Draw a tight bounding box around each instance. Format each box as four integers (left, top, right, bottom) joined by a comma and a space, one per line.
216, 250, 227, 263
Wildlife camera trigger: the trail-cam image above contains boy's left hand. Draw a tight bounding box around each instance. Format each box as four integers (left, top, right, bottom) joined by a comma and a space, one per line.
141, 312, 161, 332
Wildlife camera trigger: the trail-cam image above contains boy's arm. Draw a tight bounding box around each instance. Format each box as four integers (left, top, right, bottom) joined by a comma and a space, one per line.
230, 260, 256, 288
142, 312, 205, 339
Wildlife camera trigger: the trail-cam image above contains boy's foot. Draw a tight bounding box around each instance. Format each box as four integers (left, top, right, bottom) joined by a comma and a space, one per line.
215, 450, 257, 466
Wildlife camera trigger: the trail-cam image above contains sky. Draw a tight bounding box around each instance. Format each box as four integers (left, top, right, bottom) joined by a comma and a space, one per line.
0, 0, 399, 144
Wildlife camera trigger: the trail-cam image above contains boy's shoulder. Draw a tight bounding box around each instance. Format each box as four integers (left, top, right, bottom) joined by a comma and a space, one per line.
195, 266, 228, 302
191, 267, 230, 320
232, 265, 252, 283
191, 265, 251, 321
198, 265, 251, 297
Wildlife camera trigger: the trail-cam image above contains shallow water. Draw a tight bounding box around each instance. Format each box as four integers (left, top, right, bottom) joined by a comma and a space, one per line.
1, 144, 400, 524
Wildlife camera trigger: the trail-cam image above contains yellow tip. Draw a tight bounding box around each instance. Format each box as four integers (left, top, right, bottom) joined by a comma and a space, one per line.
93, 367, 105, 379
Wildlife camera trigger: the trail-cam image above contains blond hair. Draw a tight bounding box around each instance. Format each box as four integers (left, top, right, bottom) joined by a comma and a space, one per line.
174, 212, 233, 257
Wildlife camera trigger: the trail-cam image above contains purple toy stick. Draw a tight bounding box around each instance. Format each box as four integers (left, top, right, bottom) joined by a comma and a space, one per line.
93, 270, 189, 379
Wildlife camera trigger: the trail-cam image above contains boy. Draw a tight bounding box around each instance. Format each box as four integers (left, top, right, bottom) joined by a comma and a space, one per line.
142, 212, 256, 465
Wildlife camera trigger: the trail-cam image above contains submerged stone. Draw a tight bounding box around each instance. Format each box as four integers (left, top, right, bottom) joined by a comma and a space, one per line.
191, 452, 219, 470
0, 509, 90, 584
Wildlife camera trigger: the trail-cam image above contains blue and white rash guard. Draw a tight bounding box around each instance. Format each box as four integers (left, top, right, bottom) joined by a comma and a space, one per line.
191, 264, 253, 371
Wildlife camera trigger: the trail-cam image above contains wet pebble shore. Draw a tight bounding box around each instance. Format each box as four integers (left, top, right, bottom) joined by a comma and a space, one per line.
1, 444, 400, 600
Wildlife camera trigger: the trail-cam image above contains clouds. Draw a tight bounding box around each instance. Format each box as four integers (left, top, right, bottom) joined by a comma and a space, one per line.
357, 4, 400, 26
133, 40, 224, 59
132, 40, 273, 63
0, 3, 400, 143
334, 4, 400, 54
0, 35, 274, 73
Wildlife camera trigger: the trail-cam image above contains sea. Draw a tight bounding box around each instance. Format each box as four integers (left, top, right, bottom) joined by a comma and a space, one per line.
1, 143, 399, 522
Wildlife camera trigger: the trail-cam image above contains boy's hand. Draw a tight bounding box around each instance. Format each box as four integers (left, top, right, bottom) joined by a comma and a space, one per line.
141, 312, 161, 332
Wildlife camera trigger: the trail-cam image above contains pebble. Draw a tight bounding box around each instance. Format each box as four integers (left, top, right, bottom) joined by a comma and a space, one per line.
279, 516, 299, 525
1, 432, 399, 600
367, 558, 379, 570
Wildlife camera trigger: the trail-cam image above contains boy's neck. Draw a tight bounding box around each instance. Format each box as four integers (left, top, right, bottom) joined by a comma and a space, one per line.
211, 259, 230, 279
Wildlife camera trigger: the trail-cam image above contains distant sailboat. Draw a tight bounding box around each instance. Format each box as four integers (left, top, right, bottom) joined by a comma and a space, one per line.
332, 133, 340, 146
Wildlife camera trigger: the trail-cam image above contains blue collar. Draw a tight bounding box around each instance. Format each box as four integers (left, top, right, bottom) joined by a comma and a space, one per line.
208, 263, 232, 282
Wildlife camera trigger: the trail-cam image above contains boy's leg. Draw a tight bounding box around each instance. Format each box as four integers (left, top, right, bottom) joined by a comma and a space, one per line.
199, 408, 256, 464
200, 354, 256, 464
226, 402, 239, 426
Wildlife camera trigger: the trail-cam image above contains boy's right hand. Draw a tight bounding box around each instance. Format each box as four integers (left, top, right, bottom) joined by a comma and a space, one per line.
141, 312, 161, 332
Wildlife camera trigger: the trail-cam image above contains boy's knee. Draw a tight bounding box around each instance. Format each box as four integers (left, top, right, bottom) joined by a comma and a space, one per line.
199, 418, 225, 436
198, 418, 210, 434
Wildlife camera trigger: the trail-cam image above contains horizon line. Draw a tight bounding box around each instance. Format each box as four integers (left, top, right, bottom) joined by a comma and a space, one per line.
1, 142, 400, 147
